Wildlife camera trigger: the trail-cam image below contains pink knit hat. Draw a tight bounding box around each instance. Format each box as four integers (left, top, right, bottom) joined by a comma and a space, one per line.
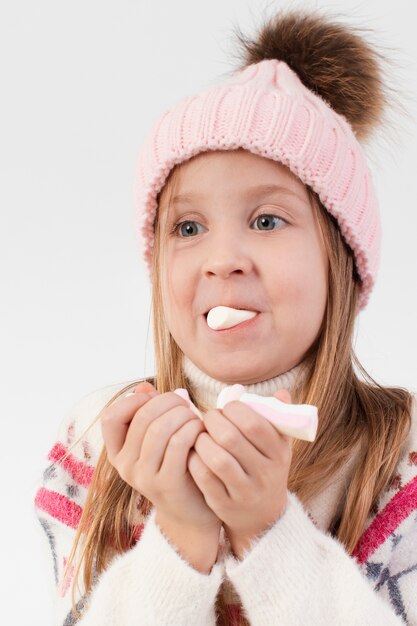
134, 59, 380, 312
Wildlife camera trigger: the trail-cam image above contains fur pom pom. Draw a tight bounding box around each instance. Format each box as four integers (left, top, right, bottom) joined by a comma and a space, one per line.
230, 8, 389, 141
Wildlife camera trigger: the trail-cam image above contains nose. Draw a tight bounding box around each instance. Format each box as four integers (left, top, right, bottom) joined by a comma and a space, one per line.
201, 229, 254, 279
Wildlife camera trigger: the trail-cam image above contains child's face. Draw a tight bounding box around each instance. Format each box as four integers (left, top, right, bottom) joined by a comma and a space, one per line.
160, 149, 329, 384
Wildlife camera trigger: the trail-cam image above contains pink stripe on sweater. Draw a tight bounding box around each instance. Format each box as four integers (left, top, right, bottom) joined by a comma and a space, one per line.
48, 442, 95, 487
35, 487, 83, 528
353, 474, 417, 564
35, 487, 147, 542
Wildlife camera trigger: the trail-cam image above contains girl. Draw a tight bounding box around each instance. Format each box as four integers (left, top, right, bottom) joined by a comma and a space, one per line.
34, 8, 417, 626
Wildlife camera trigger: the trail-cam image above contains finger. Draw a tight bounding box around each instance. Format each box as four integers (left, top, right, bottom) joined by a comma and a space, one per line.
159, 418, 205, 476
194, 430, 248, 495
122, 392, 190, 460
138, 405, 199, 474
134, 381, 159, 396
220, 401, 280, 459
102, 391, 188, 464
188, 449, 229, 500
101, 392, 154, 462
125, 382, 158, 397
273, 389, 292, 403
201, 409, 261, 475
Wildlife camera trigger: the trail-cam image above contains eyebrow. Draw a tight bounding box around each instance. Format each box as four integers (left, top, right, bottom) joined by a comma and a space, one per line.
171, 183, 307, 205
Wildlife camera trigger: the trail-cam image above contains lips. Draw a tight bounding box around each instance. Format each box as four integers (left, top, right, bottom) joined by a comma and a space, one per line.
204, 310, 261, 333
203, 304, 260, 316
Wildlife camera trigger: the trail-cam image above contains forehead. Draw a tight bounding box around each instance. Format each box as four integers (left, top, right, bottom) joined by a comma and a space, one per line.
169, 148, 309, 204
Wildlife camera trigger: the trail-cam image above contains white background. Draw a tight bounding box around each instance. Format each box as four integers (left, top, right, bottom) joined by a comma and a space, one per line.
2, 0, 416, 623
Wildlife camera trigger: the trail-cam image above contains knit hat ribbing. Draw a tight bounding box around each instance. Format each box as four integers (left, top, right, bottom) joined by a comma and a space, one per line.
134, 58, 381, 312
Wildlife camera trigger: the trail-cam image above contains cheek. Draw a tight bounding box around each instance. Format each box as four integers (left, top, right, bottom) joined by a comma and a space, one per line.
290, 250, 328, 325
270, 247, 327, 321
163, 254, 194, 320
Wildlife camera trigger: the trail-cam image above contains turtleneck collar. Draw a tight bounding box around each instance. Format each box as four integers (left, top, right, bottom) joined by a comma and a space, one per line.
182, 354, 307, 411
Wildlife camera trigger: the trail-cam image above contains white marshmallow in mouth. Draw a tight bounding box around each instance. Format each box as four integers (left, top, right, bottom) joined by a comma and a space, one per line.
206, 305, 257, 330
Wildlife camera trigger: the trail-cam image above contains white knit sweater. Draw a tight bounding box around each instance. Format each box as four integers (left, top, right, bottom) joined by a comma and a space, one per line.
34, 358, 417, 625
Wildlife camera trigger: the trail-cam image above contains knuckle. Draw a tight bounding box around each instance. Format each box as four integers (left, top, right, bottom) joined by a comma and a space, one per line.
135, 402, 152, 421
100, 409, 115, 426
169, 431, 185, 448
217, 429, 238, 449
147, 420, 165, 438
211, 454, 228, 472
117, 461, 147, 493
195, 421, 205, 436
196, 465, 211, 482
191, 416, 204, 429
245, 419, 262, 438
170, 406, 199, 428
172, 405, 195, 420
170, 419, 199, 446
167, 391, 189, 407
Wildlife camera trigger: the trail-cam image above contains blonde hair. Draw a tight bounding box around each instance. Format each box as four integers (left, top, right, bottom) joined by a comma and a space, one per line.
60, 154, 412, 625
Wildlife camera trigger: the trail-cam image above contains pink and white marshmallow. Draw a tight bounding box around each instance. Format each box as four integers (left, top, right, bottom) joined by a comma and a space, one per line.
173, 385, 318, 442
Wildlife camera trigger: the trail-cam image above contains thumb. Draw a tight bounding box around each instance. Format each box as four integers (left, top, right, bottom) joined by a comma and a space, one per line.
134, 381, 159, 397
273, 388, 292, 404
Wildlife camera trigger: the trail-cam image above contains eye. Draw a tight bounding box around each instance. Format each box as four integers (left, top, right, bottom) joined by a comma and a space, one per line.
170, 213, 287, 238
171, 220, 207, 238
252, 214, 286, 231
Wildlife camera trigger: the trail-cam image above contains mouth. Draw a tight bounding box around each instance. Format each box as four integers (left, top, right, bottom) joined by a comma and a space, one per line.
202, 309, 261, 333
203, 306, 258, 318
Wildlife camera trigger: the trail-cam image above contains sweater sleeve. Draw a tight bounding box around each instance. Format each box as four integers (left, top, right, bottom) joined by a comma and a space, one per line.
70, 507, 224, 625
224, 392, 417, 625
33, 383, 224, 626
223, 488, 416, 625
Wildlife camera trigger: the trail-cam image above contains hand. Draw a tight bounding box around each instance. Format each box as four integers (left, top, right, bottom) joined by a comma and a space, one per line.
188, 388, 293, 557
100, 381, 221, 532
